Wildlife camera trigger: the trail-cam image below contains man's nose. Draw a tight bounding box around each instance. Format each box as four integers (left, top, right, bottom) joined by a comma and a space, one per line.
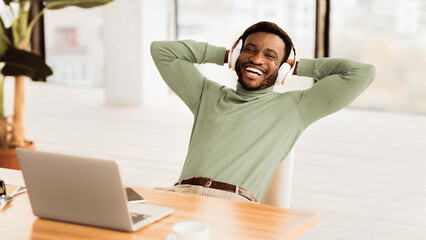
249, 52, 265, 65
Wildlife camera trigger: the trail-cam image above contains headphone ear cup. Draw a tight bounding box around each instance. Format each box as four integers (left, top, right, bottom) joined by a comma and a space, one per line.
276, 63, 291, 85
230, 48, 240, 70
229, 40, 242, 70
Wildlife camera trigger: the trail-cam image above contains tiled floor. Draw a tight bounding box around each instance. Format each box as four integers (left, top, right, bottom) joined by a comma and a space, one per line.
23, 81, 426, 239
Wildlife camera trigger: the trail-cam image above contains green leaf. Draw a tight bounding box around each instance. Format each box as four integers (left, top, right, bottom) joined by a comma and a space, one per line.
1, 48, 53, 78
0, 19, 8, 57
45, 0, 114, 10
17, 1, 29, 39
0, 27, 14, 59
23, 8, 45, 47
11, 20, 20, 48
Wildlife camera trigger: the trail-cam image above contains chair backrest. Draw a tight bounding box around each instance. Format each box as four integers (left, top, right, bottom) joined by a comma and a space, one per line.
261, 147, 295, 208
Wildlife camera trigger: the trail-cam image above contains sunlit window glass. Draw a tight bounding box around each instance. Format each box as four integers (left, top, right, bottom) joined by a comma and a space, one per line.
331, 0, 426, 114
44, 7, 105, 87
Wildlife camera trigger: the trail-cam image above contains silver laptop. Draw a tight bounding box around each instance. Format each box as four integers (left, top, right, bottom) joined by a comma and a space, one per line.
16, 148, 173, 232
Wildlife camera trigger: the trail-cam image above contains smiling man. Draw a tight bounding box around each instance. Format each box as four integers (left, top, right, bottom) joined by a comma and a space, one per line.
151, 21, 375, 203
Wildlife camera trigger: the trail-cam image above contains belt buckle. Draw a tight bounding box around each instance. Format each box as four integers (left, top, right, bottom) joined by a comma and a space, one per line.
205, 178, 212, 188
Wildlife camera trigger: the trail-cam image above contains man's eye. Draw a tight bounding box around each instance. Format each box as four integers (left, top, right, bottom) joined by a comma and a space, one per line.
245, 48, 255, 53
266, 54, 275, 59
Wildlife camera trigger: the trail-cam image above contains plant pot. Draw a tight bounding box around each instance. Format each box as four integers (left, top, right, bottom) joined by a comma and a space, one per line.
0, 141, 35, 170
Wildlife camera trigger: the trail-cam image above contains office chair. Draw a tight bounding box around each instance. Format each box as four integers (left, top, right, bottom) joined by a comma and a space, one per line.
261, 147, 295, 208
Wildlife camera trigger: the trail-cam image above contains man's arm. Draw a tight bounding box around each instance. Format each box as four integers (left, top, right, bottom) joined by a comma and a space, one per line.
150, 40, 227, 113
294, 58, 376, 127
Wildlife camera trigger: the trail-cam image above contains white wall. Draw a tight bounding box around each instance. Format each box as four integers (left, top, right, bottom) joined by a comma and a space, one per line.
103, 0, 171, 105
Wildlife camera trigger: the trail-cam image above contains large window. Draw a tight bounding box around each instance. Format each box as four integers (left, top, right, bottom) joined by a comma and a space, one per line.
331, 0, 426, 114
177, 0, 316, 91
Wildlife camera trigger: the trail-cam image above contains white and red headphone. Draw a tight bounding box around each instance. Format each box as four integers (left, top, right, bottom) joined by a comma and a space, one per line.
228, 36, 297, 85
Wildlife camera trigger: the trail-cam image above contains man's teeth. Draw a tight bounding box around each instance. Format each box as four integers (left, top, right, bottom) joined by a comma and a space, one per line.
246, 67, 263, 75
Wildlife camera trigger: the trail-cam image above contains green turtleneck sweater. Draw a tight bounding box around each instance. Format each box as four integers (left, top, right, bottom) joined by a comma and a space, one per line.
151, 40, 375, 201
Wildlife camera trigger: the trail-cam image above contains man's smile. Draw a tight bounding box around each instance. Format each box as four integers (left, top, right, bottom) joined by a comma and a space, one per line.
242, 65, 267, 80
246, 67, 264, 76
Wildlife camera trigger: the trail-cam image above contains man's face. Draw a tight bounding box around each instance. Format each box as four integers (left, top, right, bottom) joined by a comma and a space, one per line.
235, 32, 285, 91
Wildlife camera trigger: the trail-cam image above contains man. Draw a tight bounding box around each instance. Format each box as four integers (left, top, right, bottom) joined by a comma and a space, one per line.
151, 21, 375, 203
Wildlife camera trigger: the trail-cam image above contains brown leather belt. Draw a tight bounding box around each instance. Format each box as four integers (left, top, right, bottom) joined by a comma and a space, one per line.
174, 177, 257, 202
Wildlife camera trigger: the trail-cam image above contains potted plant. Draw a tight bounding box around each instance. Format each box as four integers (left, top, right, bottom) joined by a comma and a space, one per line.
0, 0, 114, 169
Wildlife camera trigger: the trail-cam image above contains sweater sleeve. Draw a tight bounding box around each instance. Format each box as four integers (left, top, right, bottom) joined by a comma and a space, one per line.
150, 40, 227, 113
295, 58, 376, 127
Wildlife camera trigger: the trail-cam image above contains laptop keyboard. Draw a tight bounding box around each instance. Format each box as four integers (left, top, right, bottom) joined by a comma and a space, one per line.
131, 212, 151, 224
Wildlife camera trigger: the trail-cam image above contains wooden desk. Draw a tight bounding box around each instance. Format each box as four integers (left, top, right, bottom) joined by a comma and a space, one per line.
0, 168, 318, 239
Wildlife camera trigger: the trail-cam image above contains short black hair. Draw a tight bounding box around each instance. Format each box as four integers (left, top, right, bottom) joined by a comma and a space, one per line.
240, 21, 294, 64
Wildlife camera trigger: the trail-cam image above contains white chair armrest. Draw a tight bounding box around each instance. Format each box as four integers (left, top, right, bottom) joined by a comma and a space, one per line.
261, 147, 295, 208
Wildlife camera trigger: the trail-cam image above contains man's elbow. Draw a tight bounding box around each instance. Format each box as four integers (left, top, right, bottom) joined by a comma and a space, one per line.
365, 64, 376, 80
360, 63, 376, 86
150, 41, 161, 58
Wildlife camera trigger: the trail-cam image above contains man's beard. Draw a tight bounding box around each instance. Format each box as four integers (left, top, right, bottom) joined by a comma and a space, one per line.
235, 60, 278, 91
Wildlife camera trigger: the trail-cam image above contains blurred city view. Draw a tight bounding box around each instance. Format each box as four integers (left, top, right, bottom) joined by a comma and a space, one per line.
44, 7, 105, 87
43, 0, 426, 114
